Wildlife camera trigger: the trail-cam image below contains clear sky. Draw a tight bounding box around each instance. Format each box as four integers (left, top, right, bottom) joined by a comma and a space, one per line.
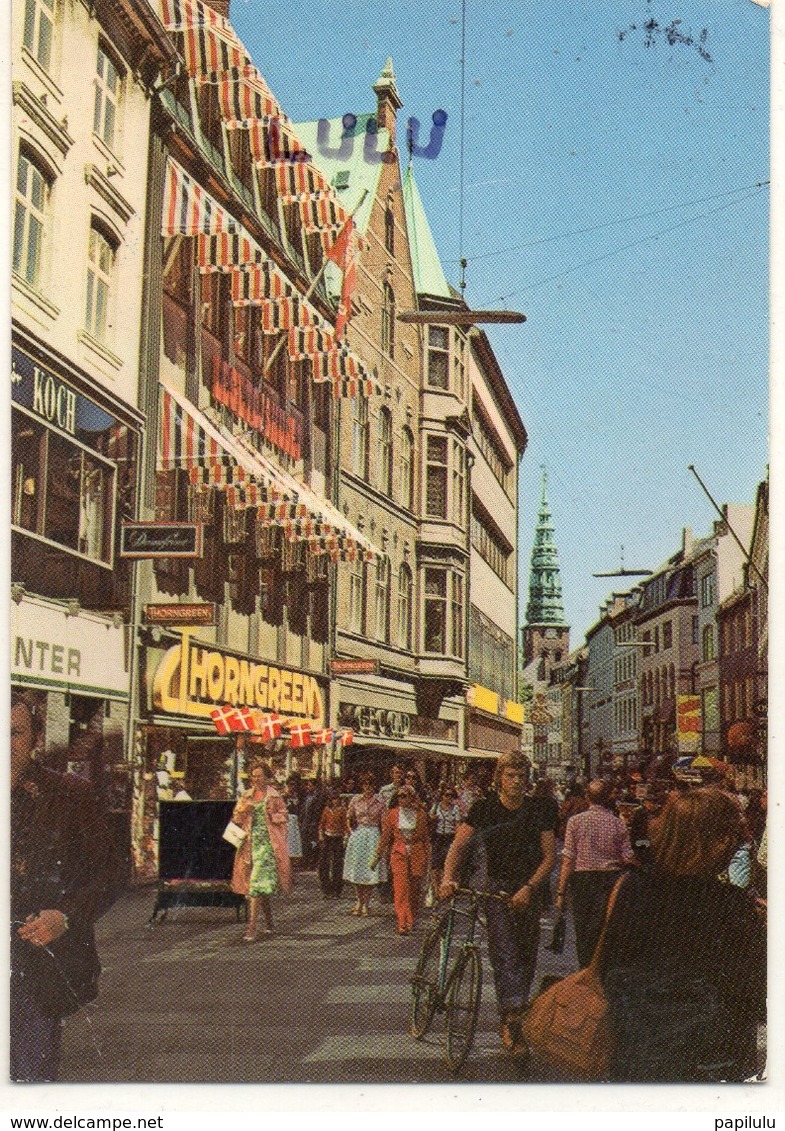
231, 0, 770, 642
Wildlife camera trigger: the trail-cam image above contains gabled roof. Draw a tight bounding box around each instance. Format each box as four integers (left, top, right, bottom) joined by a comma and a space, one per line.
293, 113, 387, 238
401, 163, 452, 299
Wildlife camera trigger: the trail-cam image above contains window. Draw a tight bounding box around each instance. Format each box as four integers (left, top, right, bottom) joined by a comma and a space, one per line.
425, 435, 448, 518
452, 440, 465, 525
662, 620, 673, 650
692, 615, 699, 645
374, 557, 390, 642
427, 326, 449, 388
381, 280, 395, 359
384, 203, 395, 254
702, 624, 716, 662
452, 329, 466, 401
93, 43, 121, 152
397, 563, 412, 650
23, 0, 55, 70
348, 558, 364, 634
13, 152, 48, 288
351, 395, 369, 479
424, 568, 447, 653
399, 426, 414, 509
12, 406, 115, 565
378, 407, 393, 496
471, 505, 512, 586
473, 403, 511, 491
451, 572, 464, 658
700, 572, 715, 608
85, 223, 116, 342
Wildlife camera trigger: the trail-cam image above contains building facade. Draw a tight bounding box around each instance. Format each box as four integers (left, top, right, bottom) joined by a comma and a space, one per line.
11, 0, 176, 870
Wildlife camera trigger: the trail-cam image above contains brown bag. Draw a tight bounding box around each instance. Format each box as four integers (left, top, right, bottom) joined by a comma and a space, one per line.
522, 876, 624, 1080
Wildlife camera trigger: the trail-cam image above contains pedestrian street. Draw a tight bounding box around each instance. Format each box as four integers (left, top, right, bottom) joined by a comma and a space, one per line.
59, 871, 578, 1085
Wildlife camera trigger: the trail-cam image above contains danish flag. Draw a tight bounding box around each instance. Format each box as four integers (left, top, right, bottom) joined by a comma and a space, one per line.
325, 217, 358, 342
288, 722, 312, 748
210, 705, 256, 734
310, 728, 333, 746
339, 728, 354, 747
256, 713, 283, 741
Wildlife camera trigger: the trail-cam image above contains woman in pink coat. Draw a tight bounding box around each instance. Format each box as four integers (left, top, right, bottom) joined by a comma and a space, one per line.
230, 762, 291, 941
371, 785, 430, 935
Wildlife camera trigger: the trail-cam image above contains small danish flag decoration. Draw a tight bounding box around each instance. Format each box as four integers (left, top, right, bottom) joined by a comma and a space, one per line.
257, 714, 283, 741
288, 722, 312, 748
210, 705, 257, 734
339, 728, 354, 747
310, 728, 334, 746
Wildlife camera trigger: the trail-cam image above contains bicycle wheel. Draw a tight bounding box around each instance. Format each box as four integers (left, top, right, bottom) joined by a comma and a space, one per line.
444, 945, 482, 1074
410, 914, 448, 1039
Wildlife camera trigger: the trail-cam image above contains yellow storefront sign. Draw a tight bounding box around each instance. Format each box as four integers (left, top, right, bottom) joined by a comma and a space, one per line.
152, 632, 324, 724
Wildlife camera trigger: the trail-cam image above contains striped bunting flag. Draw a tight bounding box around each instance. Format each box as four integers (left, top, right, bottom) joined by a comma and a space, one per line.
162, 160, 236, 236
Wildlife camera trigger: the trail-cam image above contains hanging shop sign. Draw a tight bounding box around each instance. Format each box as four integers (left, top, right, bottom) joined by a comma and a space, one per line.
676, 694, 701, 753
145, 603, 216, 626
120, 522, 203, 558
152, 632, 325, 725
330, 658, 379, 675
11, 594, 129, 698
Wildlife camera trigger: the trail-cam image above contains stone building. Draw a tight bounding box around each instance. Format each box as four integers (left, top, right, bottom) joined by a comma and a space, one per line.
11, 0, 176, 864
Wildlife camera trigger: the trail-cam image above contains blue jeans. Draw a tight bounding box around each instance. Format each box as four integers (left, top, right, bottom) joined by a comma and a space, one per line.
10, 976, 63, 1082
485, 895, 542, 1016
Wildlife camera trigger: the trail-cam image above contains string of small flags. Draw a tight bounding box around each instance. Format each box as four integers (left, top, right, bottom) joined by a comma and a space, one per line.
210, 705, 353, 748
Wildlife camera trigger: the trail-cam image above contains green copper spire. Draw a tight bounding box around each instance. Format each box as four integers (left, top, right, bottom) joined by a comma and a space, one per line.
526, 467, 567, 625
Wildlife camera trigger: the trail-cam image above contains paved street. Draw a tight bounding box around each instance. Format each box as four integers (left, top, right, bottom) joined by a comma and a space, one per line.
60, 870, 577, 1084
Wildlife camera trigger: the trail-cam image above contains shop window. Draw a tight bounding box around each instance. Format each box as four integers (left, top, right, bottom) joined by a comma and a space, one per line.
381, 280, 395, 360
93, 41, 122, 153
397, 563, 412, 651
424, 567, 447, 653
85, 222, 117, 344
12, 406, 114, 564
427, 326, 449, 389
378, 407, 393, 496
399, 425, 414, 510
23, 0, 55, 71
374, 557, 390, 643
13, 150, 49, 288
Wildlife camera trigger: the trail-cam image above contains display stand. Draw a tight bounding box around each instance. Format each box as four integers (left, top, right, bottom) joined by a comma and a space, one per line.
148, 800, 247, 924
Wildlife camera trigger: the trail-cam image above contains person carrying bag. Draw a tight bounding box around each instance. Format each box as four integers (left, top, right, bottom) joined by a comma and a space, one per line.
522, 875, 624, 1080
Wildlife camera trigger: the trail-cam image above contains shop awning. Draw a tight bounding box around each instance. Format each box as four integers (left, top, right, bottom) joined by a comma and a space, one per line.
158, 382, 379, 560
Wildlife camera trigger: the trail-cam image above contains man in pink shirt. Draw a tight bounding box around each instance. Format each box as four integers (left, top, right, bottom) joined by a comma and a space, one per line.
555, 779, 636, 966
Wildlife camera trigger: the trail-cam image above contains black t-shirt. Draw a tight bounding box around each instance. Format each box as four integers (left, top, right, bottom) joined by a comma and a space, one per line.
465, 794, 556, 894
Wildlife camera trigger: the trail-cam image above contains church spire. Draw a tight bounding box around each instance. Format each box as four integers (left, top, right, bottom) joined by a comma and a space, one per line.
525, 467, 567, 626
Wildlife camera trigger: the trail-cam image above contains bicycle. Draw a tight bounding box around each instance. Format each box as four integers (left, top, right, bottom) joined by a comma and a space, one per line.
409, 886, 509, 1074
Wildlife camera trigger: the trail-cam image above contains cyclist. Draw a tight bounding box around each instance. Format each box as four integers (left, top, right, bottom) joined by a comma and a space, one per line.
439, 753, 556, 1058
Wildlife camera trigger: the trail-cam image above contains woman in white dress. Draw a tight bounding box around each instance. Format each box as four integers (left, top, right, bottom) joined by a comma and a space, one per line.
283, 776, 303, 863
342, 773, 386, 916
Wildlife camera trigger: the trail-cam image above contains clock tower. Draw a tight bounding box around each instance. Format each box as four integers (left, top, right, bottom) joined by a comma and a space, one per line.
522, 468, 570, 682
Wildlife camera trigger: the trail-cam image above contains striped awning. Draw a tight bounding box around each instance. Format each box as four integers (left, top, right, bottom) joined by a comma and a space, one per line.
160, 0, 247, 75
158, 383, 379, 559
162, 159, 237, 236
196, 232, 265, 272
199, 66, 281, 124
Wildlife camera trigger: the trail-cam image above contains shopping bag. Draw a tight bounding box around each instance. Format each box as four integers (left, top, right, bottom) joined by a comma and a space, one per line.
522, 964, 612, 1079
222, 820, 247, 848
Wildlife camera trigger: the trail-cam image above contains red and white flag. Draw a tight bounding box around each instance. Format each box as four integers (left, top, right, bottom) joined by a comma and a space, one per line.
210, 704, 237, 735
325, 218, 358, 342
310, 728, 333, 746
210, 705, 256, 734
339, 728, 354, 747
256, 713, 283, 741
288, 722, 312, 748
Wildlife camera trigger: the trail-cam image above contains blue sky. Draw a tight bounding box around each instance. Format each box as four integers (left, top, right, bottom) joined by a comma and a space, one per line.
231, 0, 770, 642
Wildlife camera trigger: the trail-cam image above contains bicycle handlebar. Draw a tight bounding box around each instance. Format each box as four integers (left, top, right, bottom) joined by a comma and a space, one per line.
452, 887, 510, 903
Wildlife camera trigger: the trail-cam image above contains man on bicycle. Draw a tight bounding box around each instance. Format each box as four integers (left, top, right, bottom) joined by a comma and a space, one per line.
439, 753, 556, 1057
